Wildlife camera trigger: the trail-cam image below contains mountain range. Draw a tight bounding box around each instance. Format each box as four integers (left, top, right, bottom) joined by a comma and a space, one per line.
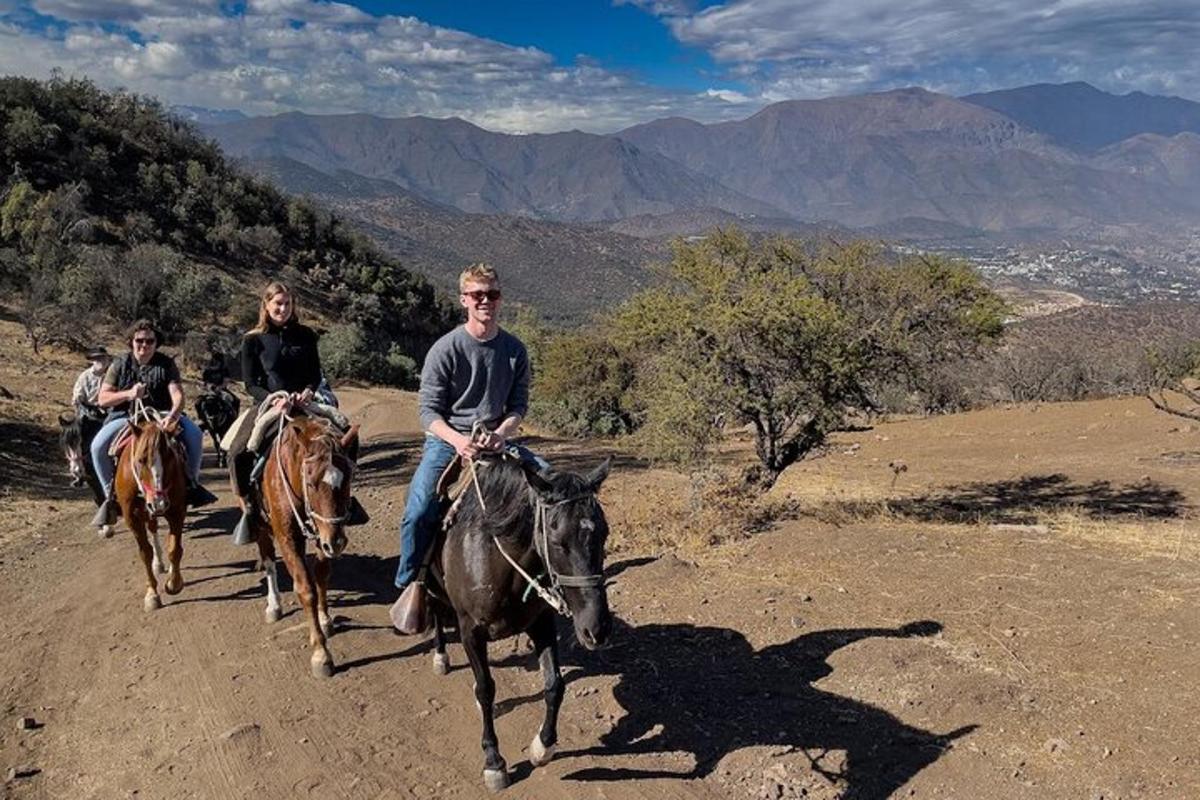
191, 83, 1200, 314
198, 82, 1200, 236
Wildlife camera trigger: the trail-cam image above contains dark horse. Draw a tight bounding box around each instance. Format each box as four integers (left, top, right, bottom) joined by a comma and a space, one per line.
427, 454, 613, 792
251, 411, 358, 677
193, 388, 239, 468
59, 411, 104, 505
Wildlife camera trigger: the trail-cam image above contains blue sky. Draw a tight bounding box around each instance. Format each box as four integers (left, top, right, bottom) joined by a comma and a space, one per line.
1, 0, 1197, 132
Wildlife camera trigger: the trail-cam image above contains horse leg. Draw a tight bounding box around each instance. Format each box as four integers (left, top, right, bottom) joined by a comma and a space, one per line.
277, 536, 333, 678
313, 554, 334, 639
257, 532, 283, 624
148, 517, 167, 576
131, 515, 161, 612
527, 613, 564, 768
431, 610, 450, 676
461, 623, 508, 791
163, 510, 185, 596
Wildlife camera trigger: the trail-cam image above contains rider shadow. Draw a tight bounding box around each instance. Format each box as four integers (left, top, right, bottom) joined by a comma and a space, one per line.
550, 618, 973, 799
187, 506, 242, 539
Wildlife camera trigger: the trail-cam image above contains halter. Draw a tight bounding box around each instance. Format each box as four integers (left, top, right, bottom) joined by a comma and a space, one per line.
468, 443, 605, 617
274, 409, 350, 541
127, 398, 166, 506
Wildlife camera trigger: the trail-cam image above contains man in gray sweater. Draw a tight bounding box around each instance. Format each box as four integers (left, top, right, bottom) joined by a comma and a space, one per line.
390, 264, 543, 626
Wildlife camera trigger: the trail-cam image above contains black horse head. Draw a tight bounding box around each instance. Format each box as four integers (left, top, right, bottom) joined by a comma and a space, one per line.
522, 458, 613, 649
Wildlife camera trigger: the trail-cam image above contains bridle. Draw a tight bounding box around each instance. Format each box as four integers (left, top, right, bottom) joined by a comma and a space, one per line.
127, 399, 171, 510
464, 425, 604, 617
274, 410, 350, 541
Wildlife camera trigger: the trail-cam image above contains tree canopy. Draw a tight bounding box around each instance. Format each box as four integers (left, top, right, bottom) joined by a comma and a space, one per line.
532, 229, 1007, 485
0, 74, 454, 378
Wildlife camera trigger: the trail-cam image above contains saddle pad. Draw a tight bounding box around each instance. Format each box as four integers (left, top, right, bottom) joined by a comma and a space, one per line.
107, 424, 136, 458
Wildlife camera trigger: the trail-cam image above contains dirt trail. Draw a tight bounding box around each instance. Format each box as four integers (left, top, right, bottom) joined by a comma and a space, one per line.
2, 386, 1199, 800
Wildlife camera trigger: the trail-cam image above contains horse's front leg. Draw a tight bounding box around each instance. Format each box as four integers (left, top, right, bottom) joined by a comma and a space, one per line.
313, 553, 334, 639
129, 511, 161, 612
431, 609, 450, 675
163, 509, 185, 595
527, 612, 564, 768
460, 623, 508, 792
276, 532, 333, 678
256, 531, 283, 624
148, 517, 166, 576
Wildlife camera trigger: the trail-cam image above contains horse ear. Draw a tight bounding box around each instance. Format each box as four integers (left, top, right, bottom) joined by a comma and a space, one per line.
585, 458, 611, 491
520, 459, 555, 495
339, 424, 359, 451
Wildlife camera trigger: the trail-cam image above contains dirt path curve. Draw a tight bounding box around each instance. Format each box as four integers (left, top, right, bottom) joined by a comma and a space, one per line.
3, 387, 1199, 800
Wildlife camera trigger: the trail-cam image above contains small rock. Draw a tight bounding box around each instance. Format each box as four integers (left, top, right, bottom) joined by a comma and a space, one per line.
800, 594, 813, 602
1044, 737, 1067, 755
1003, 628, 1017, 638
6, 766, 39, 780
219, 722, 260, 741
16, 716, 36, 731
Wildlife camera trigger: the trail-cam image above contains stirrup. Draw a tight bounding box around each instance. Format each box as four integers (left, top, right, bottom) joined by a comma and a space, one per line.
92, 497, 118, 528
231, 511, 255, 546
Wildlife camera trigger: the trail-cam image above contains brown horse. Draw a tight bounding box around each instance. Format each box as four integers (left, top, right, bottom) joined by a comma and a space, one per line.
251, 411, 358, 678
112, 419, 188, 612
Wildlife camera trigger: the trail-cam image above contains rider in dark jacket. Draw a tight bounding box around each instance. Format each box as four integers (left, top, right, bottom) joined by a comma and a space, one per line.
227, 281, 366, 544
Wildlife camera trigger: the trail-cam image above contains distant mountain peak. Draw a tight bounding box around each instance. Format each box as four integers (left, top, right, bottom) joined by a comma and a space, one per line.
171, 105, 247, 125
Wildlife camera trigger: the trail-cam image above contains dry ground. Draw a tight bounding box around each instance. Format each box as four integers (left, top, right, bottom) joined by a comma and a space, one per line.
2, 318, 1199, 800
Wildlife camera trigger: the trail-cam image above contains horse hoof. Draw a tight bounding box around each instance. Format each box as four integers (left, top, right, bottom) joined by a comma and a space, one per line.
98, 524, 114, 539
164, 574, 184, 595
264, 607, 282, 624
311, 654, 334, 679
529, 734, 555, 768
143, 594, 162, 612
432, 652, 450, 676
482, 769, 509, 793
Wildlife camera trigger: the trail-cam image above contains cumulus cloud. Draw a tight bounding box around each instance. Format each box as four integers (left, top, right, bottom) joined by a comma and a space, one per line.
0, 0, 755, 131
652, 0, 1200, 100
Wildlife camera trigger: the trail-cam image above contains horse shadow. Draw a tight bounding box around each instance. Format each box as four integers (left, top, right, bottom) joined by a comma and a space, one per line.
544, 617, 973, 799
867, 473, 1188, 524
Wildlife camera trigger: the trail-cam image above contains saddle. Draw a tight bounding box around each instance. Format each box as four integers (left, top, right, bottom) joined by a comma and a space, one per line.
107, 418, 184, 460
391, 448, 520, 636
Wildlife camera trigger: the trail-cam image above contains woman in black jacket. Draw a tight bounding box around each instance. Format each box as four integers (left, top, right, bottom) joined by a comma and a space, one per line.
228, 281, 364, 543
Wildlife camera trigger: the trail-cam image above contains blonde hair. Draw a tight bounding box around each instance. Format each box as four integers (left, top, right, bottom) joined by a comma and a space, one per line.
250, 280, 299, 334
458, 263, 499, 292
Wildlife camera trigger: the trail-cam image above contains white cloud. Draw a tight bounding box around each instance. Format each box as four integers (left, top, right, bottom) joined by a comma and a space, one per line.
0, 0, 757, 131
655, 0, 1200, 100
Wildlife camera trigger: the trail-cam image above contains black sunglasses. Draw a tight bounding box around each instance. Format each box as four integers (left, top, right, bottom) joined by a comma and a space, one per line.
132, 337, 157, 345
463, 289, 502, 302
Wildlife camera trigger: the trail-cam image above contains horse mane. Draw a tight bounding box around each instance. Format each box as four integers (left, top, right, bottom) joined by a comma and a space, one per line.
455, 457, 592, 541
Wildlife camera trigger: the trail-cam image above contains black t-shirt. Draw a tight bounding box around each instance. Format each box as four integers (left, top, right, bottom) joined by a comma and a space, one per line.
241, 322, 322, 404
103, 351, 182, 418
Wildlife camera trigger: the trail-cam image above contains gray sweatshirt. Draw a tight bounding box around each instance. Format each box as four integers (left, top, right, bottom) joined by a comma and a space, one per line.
418, 326, 530, 434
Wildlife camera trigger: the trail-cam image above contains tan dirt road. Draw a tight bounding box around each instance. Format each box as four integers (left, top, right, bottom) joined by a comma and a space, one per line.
2, 385, 1199, 799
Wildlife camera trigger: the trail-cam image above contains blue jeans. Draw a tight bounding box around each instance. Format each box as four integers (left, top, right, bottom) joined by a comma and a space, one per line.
395, 435, 548, 588
91, 413, 205, 496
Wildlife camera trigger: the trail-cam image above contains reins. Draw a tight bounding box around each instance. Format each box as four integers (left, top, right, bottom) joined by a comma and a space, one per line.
464, 423, 604, 618
127, 398, 167, 504
273, 407, 349, 541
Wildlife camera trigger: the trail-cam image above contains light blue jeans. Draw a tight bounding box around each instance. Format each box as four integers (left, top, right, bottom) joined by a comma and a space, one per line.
395, 435, 548, 588
91, 413, 205, 496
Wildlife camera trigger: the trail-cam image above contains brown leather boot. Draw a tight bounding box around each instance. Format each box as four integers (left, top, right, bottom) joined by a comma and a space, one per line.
389, 582, 429, 635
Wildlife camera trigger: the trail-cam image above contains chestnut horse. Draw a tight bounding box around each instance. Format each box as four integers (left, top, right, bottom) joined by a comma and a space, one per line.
112, 415, 188, 611
427, 454, 613, 792
251, 411, 358, 678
